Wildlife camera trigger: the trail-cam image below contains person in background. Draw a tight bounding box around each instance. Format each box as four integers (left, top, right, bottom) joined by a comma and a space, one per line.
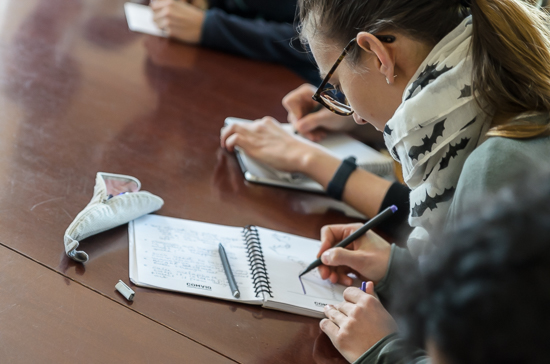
221, 0, 550, 282
150, 0, 320, 84
318, 173, 550, 363
221, 88, 412, 237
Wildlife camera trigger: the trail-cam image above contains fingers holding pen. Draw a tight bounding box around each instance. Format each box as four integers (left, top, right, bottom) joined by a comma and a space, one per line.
282, 83, 318, 122
321, 248, 365, 286
317, 223, 363, 284
317, 224, 392, 284
318, 223, 363, 256
291, 112, 324, 136
282, 83, 331, 141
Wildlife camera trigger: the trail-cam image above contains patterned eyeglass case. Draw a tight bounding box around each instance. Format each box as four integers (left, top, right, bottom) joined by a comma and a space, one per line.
64, 172, 164, 263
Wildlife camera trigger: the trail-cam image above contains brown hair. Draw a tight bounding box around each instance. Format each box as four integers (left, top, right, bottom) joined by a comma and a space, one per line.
299, 0, 550, 139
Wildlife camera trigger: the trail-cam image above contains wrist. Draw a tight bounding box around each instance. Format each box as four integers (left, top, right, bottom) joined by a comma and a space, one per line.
373, 244, 396, 287
193, 10, 206, 43
297, 145, 340, 183
375, 243, 393, 284
326, 157, 357, 200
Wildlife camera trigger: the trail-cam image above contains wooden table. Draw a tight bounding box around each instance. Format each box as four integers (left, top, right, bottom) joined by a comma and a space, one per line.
0, 0, 359, 362
0, 244, 233, 363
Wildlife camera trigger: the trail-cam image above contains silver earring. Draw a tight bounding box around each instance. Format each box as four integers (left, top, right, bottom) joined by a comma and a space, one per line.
386, 75, 397, 84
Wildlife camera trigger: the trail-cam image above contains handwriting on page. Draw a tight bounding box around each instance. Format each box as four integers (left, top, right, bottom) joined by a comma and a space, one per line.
137, 223, 250, 289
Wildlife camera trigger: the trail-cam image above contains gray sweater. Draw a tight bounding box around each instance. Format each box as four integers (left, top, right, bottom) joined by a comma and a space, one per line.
355, 133, 550, 364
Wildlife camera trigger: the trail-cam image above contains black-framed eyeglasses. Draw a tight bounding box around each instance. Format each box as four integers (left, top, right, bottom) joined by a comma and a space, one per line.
312, 35, 396, 116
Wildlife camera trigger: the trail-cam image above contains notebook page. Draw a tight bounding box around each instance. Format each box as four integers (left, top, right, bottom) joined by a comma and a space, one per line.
256, 227, 346, 317
317, 132, 392, 168
131, 215, 260, 303
124, 3, 167, 38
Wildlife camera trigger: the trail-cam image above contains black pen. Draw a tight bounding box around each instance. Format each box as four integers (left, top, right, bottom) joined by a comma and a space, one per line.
218, 243, 240, 298
299, 205, 398, 278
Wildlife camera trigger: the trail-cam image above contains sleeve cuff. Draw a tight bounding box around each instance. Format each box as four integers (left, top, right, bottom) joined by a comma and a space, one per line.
352, 333, 400, 364
199, 9, 219, 47
376, 182, 412, 241
375, 244, 416, 303
353, 333, 429, 364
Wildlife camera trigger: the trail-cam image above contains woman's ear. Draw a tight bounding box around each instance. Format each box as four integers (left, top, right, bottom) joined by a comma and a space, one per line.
356, 32, 396, 84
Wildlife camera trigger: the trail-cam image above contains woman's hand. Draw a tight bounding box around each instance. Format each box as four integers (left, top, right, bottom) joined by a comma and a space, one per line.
321, 283, 398, 363
151, 0, 205, 44
220, 117, 327, 173
282, 84, 356, 141
318, 223, 392, 286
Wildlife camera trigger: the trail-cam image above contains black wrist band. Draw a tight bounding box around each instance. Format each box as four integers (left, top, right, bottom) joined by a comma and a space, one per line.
327, 156, 357, 200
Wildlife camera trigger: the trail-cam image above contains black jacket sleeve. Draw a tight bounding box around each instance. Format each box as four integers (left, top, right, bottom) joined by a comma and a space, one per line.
208, 0, 297, 22
376, 182, 412, 242
200, 8, 320, 84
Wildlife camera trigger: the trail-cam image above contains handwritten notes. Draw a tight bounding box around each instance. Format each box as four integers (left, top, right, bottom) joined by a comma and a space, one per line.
258, 228, 346, 310
132, 215, 259, 302
129, 215, 348, 317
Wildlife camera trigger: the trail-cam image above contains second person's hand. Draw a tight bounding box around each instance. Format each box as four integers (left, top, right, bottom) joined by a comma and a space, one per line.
151, 0, 205, 44
282, 83, 356, 141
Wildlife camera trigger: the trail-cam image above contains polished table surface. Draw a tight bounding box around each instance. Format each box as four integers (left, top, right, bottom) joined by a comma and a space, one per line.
0, 0, 360, 362
0, 244, 233, 363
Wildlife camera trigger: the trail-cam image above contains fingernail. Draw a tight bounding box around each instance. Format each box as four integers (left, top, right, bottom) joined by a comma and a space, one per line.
321, 250, 332, 263
324, 304, 334, 311
361, 281, 367, 292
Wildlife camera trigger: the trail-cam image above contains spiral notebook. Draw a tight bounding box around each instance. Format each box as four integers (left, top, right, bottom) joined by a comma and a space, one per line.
224, 117, 394, 193
129, 214, 347, 318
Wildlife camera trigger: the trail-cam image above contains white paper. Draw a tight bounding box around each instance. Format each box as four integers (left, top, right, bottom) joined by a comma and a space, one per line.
256, 227, 346, 316
124, 2, 167, 37
129, 215, 350, 317
130, 215, 260, 303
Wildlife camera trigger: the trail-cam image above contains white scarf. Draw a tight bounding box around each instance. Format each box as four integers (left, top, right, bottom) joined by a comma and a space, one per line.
383, 17, 491, 257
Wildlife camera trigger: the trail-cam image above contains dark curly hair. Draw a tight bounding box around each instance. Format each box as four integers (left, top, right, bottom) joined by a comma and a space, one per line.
393, 172, 550, 363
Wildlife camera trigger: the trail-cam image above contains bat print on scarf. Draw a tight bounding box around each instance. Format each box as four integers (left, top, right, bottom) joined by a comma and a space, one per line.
406, 63, 453, 100
408, 119, 446, 161
383, 17, 491, 256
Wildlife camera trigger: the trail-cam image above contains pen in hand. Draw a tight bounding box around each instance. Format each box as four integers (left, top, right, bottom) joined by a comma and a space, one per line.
218, 243, 240, 298
293, 103, 323, 135
299, 205, 398, 278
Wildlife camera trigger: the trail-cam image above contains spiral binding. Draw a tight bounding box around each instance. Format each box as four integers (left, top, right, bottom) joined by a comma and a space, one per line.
243, 225, 273, 298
